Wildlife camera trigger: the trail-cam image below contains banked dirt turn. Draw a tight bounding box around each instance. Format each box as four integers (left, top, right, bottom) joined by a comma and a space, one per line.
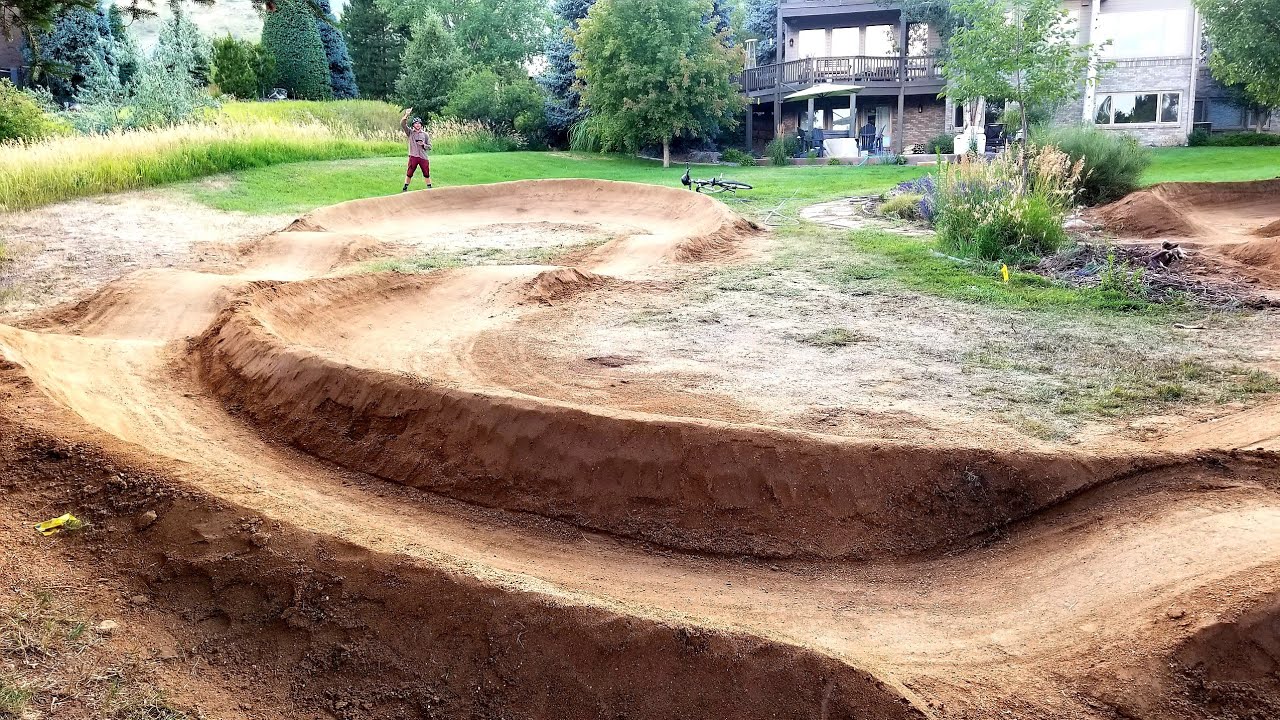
4, 180, 1280, 719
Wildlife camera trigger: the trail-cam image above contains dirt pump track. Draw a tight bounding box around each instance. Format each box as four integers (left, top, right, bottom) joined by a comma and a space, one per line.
4, 179, 1280, 718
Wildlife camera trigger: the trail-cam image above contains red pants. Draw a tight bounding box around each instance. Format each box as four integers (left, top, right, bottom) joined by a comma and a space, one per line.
407, 156, 430, 178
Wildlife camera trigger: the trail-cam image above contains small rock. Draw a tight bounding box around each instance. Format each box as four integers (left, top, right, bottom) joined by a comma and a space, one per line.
1167, 607, 1187, 620
135, 510, 157, 530
96, 619, 119, 635
129, 594, 151, 606
334, 701, 349, 710
249, 531, 271, 548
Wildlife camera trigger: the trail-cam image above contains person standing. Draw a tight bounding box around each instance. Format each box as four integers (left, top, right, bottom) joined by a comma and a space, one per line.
400, 107, 432, 191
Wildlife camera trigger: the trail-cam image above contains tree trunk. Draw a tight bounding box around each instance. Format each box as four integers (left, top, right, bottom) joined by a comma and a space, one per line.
663, 138, 671, 168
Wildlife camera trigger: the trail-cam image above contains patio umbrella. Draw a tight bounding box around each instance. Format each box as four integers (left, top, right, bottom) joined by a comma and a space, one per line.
785, 83, 864, 137
784, 83, 862, 102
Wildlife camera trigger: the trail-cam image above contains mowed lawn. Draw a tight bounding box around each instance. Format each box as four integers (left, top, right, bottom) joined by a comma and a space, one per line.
187, 146, 1280, 217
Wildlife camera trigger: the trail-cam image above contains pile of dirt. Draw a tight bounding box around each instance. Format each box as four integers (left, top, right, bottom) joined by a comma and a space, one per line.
1091, 179, 1280, 242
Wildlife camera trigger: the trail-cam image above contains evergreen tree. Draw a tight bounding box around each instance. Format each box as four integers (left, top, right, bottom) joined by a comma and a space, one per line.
211, 35, 258, 98
261, 0, 333, 99
538, 0, 595, 143
315, 0, 358, 98
156, 4, 212, 85
393, 13, 462, 117
32, 3, 117, 106
744, 0, 776, 65
105, 2, 139, 86
342, 0, 406, 100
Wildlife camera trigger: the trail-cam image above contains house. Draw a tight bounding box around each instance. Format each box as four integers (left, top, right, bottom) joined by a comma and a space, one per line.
743, 0, 1272, 154
0, 26, 26, 86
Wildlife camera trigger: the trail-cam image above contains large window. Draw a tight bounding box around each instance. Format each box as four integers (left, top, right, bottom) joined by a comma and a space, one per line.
797, 29, 826, 59
1094, 92, 1181, 125
1095, 10, 1189, 58
831, 27, 859, 56
864, 25, 896, 56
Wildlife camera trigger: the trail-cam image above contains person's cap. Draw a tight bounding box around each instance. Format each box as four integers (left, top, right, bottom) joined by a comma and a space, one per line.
412, 117, 423, 125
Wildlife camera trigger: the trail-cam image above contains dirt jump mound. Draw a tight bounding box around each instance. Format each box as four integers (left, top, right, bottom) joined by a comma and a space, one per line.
1091, 179, 1280, 290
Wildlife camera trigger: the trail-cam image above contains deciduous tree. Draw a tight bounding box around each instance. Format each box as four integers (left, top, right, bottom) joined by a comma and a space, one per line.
944, 0, 1090, 146
379, 0, 548, 71
573, 0, 744, 167
393, 13, 461, 117
1194, 0, 1280, 124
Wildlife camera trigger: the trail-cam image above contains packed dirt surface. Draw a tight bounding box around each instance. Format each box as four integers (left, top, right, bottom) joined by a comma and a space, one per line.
4, 179, 1280, 718
1092, 179, 1280, 298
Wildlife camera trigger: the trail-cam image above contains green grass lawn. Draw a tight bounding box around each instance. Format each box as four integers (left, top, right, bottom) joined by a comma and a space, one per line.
187, 152, 927, 216
1143, 146, 1280, 185
187, 146, 1280, 217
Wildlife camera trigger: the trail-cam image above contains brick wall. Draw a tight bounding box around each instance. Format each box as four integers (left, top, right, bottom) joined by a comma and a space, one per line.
902, 97, 946, 149
1088, 58, 1194, 145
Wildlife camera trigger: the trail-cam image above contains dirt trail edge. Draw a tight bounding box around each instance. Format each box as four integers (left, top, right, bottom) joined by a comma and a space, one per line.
3, 180, 1280, 719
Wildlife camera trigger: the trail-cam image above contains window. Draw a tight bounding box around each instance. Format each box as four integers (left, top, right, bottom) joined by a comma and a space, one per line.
797, 29, 826, 59
864, 25, 895, 57
1095, 10, 1189, 58
906, 23, 928, 56
831, 108, 851, 135
831, 27, 858, 56
1094, 92, 1181, 125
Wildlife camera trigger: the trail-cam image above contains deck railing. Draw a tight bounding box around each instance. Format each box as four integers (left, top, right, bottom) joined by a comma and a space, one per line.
741, 55, 941, 93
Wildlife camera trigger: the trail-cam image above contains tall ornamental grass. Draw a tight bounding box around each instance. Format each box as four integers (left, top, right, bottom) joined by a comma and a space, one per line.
219, 101, 528, 151
933, 146, 1082, 263
0, 116, 524, 213
1036, 125, 1151, 205
0, 122, 399, 213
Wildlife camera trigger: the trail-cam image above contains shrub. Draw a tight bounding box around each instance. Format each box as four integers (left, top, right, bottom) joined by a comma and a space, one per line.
880, 192, 924, 220
262, 0, 333, 100
766, 134, 798, 165
925, 133, 953, 155
805, 148, 820, 160
444, 66, 546, 143
0, 80, 57, 141
211, 36, 258, 99
721, 147, 755, 166
827, 156, 841, 166
1189, 131, 1280, 147
1097, 250, 1147, 299
1037, 124, 1151, 205
933, 147, 1081, 263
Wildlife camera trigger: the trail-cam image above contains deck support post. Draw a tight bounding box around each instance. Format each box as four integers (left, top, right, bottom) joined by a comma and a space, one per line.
896, 14, 907, 153
745, 101, 754, 153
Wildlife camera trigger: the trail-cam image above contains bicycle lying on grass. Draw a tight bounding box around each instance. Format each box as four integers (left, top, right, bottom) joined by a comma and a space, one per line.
680, 163, 753, 194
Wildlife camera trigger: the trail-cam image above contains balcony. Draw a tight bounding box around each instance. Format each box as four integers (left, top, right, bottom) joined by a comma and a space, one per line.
742, 55, 943, 95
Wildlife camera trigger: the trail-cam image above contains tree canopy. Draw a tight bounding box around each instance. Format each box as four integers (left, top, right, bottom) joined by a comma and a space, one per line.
944, 0, 1090, 139
380, 0, 549, 70
539, 0, 596, 142
572, 0, 744, 166
341, 0, 405, 100
261, 0, 332, 99
1195, 0, 1280, 110
315, 0, 357, 98
393, 13, 463, 118
30, 3, 117, 104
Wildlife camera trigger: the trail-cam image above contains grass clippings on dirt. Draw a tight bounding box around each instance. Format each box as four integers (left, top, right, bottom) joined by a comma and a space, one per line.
0, 586, 191, 720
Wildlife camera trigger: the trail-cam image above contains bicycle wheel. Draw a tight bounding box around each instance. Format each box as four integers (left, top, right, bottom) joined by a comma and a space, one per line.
718, 180, 753, 191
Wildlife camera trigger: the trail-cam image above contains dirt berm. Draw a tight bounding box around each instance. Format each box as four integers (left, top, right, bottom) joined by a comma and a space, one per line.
198, 270, 1172, 560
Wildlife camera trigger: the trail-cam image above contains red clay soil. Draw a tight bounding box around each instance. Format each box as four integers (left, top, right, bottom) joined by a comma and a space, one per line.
5, 180, 1280, 718
1091, 179, 1280, 291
